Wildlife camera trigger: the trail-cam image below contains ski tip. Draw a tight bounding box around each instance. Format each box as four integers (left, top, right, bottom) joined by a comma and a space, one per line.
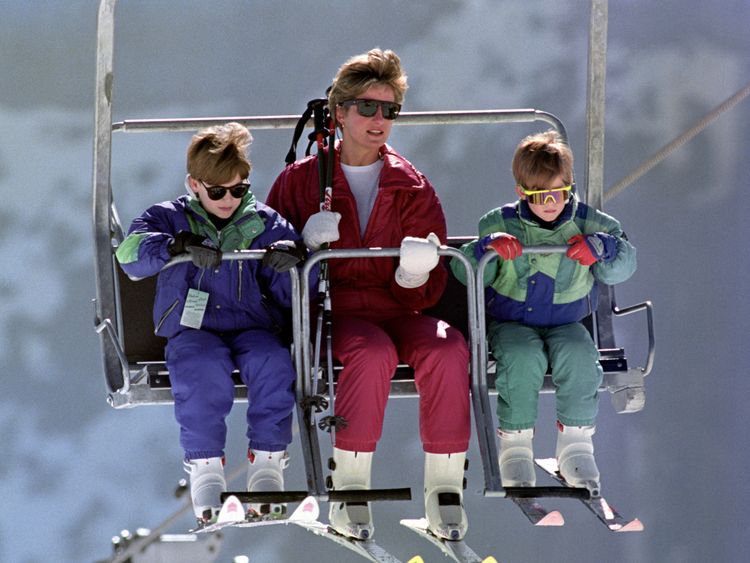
408, 557, 425, 563
400, 517, 429, 532
536, 510, 565, 526
217, 495, 245, 524
617, 518, 644, 532
483, 558, 499, 563
289, 495, 320, 522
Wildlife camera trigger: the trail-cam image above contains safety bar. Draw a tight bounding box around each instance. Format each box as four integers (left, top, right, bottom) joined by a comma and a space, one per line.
475, 245, 654, 492
298, 246, 479, 496
105, 250, 288, 392
223, 488, 412, 504
112, 109, 568, 140
103, 249, 326, 492
613, 300, 655, 376
473, 246, 566, 491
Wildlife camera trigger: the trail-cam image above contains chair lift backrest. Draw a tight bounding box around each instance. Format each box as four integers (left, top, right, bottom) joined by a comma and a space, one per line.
117, 267, 166, 363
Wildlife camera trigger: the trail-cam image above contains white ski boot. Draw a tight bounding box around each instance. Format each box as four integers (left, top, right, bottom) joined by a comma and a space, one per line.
497, 428, 536, 487
556, 422, 600, 496
246, 449, 289, 519
184, 457, 226, 525
328, 448, 374, 539
424, 452, 468, 541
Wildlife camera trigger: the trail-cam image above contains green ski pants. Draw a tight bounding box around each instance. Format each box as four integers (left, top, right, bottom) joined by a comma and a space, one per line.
488, 321, 602, 430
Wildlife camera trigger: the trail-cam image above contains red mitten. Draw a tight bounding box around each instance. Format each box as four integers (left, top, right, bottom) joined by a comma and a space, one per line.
566, 234, 597, 266
486, 233, 523, 261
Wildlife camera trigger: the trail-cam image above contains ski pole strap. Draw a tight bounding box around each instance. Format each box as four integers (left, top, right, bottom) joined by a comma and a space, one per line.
284, 98, 328, 165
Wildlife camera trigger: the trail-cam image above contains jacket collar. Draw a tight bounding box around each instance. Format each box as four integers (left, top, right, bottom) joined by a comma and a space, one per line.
183, 192, 264, 245
373, 143, 426, 192
517, 192, 578, 228
186, 190, 257, 223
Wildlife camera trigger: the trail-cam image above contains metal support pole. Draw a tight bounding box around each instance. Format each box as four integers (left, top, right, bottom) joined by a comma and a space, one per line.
92, 0, 124, 393
585, 0, 616, 348
585, 0, 608, 210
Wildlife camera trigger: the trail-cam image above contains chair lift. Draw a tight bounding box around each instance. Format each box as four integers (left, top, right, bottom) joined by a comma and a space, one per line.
91, 0, 654, 532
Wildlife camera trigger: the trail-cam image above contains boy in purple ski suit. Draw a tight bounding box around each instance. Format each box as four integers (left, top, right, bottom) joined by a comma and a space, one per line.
116, 123, 311, 525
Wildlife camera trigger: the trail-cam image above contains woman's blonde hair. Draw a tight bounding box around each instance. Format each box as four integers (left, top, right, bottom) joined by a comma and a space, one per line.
328, 48, 408, 113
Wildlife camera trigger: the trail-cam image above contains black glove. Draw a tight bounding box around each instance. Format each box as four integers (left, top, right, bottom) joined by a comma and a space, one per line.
262, 239, 307, 272
168, 231, 209, 256
185, 245, 223, 269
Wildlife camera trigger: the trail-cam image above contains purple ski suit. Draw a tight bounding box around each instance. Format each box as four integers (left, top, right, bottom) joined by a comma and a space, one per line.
117, 192, 308, 459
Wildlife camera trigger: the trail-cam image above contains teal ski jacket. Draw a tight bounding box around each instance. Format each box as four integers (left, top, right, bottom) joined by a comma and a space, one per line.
451, 196, 636, 327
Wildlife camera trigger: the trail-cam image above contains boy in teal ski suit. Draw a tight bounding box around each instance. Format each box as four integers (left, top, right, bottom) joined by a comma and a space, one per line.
451, 131, 636, 493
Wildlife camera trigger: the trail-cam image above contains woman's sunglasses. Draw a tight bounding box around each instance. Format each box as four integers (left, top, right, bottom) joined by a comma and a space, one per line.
519, 184, 572, 205
200, 181, 250, 201
340, 99, 402, 120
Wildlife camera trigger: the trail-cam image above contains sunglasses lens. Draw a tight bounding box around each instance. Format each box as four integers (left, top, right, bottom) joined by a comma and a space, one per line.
204, 183, 249, 200
349, 100, 401, 120
206, 187, 225, 200
382, 102, 399, 119
525, 186, 570, 205
229, 185, 249, 198
356, 100, 378, 117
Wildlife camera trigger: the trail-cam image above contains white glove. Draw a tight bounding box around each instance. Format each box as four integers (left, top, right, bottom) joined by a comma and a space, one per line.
395, 232, 441, 288
302, 211, 341, 250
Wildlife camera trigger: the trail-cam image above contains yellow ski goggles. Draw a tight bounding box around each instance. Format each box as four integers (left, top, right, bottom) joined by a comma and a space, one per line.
519, 184, 572, 205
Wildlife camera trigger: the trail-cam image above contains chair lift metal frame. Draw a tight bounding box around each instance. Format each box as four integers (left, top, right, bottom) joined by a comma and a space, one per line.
91, 0, 654, 509
297, 247, 479, 496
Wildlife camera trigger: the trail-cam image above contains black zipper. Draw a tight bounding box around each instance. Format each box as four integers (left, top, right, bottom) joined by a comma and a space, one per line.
155, 298, 180, 334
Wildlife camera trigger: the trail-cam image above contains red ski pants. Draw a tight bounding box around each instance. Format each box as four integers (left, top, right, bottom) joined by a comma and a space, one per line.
330, 313, 470, 454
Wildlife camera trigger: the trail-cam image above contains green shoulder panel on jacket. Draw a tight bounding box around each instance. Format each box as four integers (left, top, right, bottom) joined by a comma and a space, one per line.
221, 213, 265, 251
115, 232, 149, 264
478, 207, 507, 237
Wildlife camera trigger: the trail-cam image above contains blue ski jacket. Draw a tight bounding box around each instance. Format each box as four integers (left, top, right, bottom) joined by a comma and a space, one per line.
116, 191, 311, 339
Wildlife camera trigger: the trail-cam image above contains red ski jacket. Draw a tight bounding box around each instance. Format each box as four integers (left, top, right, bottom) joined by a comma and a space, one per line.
267, 143, 448, 318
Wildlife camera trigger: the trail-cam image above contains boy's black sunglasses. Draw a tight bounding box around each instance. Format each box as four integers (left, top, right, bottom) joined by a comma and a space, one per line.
200, 181, 250, 201
340, 99, 402, 120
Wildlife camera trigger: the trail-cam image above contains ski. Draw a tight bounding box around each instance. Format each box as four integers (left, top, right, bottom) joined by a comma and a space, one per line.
294, 519, 403, 563
408, 557, 498, 563
191, 494, 319, 534
400, 518, 486, 563
535, 458, 644, 532
511, 497, 564, 526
